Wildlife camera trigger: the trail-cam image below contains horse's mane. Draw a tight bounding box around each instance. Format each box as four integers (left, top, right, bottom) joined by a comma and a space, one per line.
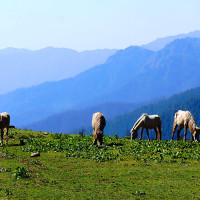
133, 113, 148, 130
187, 111, 198, 131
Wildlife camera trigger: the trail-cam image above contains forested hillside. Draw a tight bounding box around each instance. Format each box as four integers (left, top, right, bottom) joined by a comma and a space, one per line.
25, 102, 144, 133
73, 87, 200, 140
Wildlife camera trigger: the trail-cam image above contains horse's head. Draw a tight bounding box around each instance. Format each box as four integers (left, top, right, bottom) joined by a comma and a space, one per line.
193, 127, 200, 141
130, 128, 138, 139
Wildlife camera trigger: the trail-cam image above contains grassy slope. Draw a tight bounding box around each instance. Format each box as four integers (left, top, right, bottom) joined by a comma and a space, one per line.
0, 129, 200, 200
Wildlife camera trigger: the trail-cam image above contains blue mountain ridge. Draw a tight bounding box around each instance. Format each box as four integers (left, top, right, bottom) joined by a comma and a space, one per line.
0, 47, 117, 94
1, 37, 200, 129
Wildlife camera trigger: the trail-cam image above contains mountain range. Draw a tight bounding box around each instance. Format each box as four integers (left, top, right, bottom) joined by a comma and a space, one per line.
1, 31, 200, 133
0, 47, 117, 94
142, 30, 200, 51
1, 30, 200, 95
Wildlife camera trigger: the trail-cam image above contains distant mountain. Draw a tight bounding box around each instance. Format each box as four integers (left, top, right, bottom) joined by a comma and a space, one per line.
0, 46, 153, 126
25, 102, 144, 133
0, 47, 117, 94
81, 37, 200, 104
97, 87, 200, 140
1, 37, 200, 128
142, 30, 200, 51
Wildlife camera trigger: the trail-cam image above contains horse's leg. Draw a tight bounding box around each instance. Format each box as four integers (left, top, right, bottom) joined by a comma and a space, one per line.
176, 127, 182, 140
93, 129, 97, 145
140, 128, 144, 140
158, 126, 162, 140
146, 129, 150, 141
171, 124, 177, 141
184, 126, 187, 141
0, 128, 3, 146
193, 132, 198, 142
6, 126, 9, 145
154, 128, 158, 140
196, 132, 199, 142
191, 134, 194, 141
98, 134, 103, 146
93, 136, 97, 145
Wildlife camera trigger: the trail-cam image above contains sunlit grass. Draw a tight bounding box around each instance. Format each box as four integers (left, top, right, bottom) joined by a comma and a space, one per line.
0, 129, 200, 199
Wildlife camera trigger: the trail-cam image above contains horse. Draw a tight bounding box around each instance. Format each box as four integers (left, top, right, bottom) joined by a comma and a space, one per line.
92, 112, 106, 146
130, 113, 162, 140
0, 112, 10, 146
171, 110, 200, 142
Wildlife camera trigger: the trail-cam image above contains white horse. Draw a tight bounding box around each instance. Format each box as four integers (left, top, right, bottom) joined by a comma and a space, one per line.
0, 112, 10, 146
171, 110, 200, 141
130, 113, 162, 140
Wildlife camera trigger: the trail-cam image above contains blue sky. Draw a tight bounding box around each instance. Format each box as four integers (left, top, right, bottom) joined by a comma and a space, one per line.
0, 0, 199, 51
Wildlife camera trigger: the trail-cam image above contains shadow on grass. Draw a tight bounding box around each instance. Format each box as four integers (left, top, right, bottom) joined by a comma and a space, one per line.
107, 142, 124, 146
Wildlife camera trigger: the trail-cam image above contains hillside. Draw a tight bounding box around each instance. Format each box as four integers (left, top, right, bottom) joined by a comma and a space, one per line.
1, 38, 200, 127
24, 101, 145, 133
1, 129, 200, 199
97, 87, 200, 140
0, 47, 117, 94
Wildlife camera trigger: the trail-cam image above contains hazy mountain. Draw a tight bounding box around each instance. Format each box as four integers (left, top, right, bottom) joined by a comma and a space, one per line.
142, 30, 200, 51
1, 37, 200, 128
0, 47, 117, 94
77, 37, 200, 105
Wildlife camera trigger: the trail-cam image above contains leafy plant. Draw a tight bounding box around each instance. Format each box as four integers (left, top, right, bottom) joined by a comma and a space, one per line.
4, 187, 12, 196
134, 189, 146, 195
13, 167, 29, 179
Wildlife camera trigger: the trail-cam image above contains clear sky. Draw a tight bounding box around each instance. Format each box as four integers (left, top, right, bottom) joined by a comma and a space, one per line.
0, 0, 200, 51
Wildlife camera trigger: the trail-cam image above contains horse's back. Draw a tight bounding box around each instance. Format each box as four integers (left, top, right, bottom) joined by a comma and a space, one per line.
144, 114, 161, 129
175, 110, 189, 126
92, 112, 106, 130
149, 115, 161, 123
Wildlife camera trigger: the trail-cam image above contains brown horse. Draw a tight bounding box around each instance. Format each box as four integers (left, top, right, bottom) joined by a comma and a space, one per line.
171, 110, 200, 141
130, 113, 162, 140
92, 112, 106, 146
0, 112, 10, 146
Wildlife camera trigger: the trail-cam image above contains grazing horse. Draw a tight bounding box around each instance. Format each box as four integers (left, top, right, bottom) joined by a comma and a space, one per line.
0, 112, 10, 146
92, 112, 106, 146
130, 113, 162, 140
171, 110, 200, 142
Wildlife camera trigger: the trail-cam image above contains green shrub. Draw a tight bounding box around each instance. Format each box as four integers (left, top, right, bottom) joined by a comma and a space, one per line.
13, 167, 29, 179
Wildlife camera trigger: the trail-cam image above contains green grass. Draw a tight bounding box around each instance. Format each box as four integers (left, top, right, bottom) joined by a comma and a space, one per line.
0, 129, 200, 199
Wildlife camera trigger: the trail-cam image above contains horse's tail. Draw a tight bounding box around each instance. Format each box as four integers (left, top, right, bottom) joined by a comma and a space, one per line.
172, 113, 178, 131
157, 117, 162, 140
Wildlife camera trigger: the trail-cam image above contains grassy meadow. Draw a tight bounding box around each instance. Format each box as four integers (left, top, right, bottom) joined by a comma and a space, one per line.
0, 128, 200, 199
